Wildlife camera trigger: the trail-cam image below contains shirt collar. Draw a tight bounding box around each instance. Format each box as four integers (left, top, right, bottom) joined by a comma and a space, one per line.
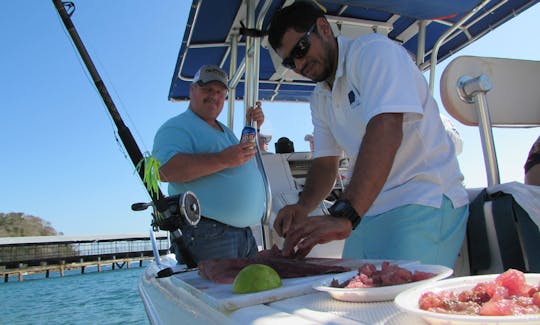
187, 107, 224, 131
334, 36, 351, 83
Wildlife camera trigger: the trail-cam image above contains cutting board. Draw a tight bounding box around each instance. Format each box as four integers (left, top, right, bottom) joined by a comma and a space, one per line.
172, 270, 333, 311
169, 258, 418, 311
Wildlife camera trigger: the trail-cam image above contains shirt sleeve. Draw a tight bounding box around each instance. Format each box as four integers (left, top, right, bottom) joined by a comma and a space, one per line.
152, 124, 194, 166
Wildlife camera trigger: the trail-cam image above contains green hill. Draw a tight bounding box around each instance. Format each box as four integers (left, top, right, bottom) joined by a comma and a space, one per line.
0, 212, 61, 237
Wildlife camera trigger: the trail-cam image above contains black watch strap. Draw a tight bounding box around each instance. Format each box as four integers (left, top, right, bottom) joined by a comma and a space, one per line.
328, 199, 362, 230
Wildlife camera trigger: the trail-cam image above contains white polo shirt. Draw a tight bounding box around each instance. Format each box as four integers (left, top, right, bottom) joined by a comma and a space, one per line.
310, 33, 468, 216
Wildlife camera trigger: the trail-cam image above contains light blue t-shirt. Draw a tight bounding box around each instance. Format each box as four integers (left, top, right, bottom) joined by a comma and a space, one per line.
152, 109, 265, 228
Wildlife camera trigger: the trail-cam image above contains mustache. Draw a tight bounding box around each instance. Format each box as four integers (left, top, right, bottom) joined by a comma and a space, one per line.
203, 97, 218, 105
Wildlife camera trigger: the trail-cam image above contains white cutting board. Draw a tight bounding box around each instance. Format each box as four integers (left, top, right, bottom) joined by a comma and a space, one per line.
171, 269, 334, 311
169, 259, 419, 311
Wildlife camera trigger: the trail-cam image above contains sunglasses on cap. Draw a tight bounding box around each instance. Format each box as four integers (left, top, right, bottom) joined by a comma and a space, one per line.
281, 24, 315, 70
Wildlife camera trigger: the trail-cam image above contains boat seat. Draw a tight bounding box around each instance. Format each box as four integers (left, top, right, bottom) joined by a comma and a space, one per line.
441, 56, 540, 275
440, 55, 540, 186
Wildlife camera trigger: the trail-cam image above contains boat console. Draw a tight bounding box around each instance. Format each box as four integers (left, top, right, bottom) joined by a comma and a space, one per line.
260, 152, 348, 258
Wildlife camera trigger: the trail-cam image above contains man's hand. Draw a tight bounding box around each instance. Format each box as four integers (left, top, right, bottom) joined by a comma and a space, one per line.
220, 142, 257, 167
273, 203, 310, 238
246, 101, 264, 127
281, 215, 352, 258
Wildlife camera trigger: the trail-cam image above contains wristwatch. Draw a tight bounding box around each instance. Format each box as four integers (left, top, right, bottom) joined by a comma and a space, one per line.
328, 199, 362, 230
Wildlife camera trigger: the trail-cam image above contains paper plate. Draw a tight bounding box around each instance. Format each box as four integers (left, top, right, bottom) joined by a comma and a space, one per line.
313, 264, 453, 302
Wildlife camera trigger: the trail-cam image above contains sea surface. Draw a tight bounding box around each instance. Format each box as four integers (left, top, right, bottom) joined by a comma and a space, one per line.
0, 263, 150, 325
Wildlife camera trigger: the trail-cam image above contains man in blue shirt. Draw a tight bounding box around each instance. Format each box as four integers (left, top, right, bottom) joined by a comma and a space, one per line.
152, 64, 265, 264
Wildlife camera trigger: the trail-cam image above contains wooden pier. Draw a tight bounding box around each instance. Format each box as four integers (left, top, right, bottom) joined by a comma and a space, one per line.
0, 233, 170, 282
0, 255, 156, 282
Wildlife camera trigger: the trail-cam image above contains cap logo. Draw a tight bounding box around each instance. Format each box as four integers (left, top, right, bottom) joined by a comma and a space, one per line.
193, 64, 228, 87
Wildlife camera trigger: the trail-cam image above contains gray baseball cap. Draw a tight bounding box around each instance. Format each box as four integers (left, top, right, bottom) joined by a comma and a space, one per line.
259, 134, 272, 143
192, 64, 228, 88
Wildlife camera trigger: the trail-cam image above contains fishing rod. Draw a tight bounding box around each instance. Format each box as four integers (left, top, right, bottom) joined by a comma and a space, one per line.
52, 0, 153, 200
52, 0, 199, 268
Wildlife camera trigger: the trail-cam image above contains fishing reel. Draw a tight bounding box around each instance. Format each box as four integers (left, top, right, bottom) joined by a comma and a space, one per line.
131, 191, 201, 232
132, 191, 201, 270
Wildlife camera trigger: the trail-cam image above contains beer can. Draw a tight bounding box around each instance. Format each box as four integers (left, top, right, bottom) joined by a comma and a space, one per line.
240, 126, 257, 144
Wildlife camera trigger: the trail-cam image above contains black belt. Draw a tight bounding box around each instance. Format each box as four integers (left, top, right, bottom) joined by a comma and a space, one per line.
199, 215, 228, 226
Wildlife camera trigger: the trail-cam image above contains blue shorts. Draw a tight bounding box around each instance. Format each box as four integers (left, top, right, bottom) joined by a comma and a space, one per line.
342, 196, 468, 268
173, 217, 259, 264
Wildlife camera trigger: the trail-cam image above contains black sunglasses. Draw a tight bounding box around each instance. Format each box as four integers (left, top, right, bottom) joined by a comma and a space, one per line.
281, 24, 315, 70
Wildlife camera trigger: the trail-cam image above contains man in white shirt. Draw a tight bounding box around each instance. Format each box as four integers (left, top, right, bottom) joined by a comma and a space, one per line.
267, 2, 469, 267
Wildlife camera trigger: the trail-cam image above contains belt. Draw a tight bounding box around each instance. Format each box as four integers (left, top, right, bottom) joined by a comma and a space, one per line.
199, 216, 248, 230
199, 215, 228, 226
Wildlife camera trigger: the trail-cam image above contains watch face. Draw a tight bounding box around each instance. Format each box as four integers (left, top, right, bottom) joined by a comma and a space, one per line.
329, 199, 350, 216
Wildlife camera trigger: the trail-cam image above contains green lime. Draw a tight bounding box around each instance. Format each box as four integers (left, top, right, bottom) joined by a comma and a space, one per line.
232, 264, 282, 294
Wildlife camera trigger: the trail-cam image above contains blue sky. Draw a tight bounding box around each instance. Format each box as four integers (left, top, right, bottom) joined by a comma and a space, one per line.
1, 1, 538, 236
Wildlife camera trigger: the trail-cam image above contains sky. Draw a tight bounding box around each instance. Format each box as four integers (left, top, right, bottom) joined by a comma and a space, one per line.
1, 1, 538, 236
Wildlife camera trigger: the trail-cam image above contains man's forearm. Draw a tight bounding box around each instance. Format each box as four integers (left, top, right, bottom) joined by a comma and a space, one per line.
159, 152, 227, 183
298, 156, 340, 211
344, 113, 403, 216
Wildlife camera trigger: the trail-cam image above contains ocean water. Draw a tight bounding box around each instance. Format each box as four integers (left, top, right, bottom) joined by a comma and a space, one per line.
0, 264, 150, 325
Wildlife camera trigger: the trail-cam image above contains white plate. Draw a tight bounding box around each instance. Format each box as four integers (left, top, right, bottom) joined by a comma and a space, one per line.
313, 264, 453, 302
394, 273, 540, 325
